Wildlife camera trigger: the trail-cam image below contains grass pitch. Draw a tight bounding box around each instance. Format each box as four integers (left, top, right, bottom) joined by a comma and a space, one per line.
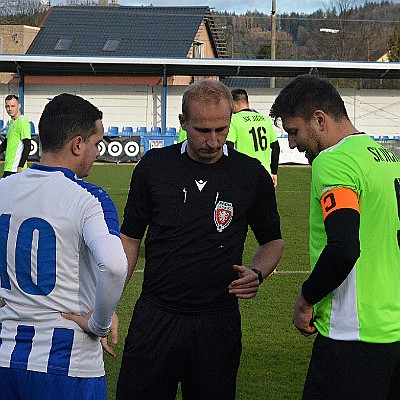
2, 162, 313, 399
87, 163, 313, 400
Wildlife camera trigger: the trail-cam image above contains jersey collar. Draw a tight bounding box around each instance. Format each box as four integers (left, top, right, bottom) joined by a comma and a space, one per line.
180, 140, 229, 156
30, 164, 77, 179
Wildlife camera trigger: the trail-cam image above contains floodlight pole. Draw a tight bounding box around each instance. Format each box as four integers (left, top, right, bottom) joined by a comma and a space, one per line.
270, 0, 276, 89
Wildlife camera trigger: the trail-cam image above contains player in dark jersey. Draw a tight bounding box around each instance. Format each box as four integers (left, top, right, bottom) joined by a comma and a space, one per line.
116, 79, 284, 400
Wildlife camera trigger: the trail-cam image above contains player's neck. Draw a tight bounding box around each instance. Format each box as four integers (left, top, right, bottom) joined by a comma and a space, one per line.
40, 151, 76, 173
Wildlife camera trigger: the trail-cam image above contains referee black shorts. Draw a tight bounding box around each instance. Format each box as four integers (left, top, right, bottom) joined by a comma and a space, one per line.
116, 297, 242, 400
303, 333, 400, 400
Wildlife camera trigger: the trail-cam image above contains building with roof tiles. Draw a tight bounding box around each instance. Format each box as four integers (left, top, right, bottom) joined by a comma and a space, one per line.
26, 5, 226, 85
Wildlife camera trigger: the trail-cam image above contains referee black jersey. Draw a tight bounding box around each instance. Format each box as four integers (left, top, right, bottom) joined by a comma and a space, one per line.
121, 142, 282, 313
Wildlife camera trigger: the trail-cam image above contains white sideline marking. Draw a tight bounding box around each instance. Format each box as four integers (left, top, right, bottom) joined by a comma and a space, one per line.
133, 269, 309, 274
276, 270, 310, 274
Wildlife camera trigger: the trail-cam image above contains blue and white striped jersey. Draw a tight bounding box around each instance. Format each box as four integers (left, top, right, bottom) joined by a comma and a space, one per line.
0, 165, 122, 377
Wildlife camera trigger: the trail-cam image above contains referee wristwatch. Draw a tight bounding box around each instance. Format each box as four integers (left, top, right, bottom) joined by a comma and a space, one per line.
251, 268, 263, 285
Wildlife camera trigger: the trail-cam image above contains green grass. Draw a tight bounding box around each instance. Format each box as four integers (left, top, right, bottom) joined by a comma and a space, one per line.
3, 162, 314, 399
87, 163, 314, 400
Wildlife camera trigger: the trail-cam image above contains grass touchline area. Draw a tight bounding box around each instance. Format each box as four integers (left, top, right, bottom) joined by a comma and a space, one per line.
1, 163, 314, 399
85, 163, 313, 400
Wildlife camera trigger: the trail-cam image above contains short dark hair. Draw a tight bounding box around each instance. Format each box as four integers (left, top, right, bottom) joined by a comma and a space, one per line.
182, 79, 233, 121
39, 93, 103, 152
269, 74, 349, 126
231, 88, 248, 104
5, 94, 19, 102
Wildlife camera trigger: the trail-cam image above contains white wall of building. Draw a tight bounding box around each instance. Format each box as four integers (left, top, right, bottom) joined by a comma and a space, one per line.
0, 83, 399, 138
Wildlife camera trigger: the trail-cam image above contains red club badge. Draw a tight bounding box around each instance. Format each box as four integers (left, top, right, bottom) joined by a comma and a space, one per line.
214, 201, 233, 232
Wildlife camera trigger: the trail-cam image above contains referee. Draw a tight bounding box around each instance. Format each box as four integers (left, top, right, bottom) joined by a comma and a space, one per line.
116, 79, 284, 400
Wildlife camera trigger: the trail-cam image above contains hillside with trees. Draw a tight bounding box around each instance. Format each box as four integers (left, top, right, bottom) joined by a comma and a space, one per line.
2, 0, 400, 87
1, 0, 400, 64
0, 0, 48, 26
211, 0, 400, 63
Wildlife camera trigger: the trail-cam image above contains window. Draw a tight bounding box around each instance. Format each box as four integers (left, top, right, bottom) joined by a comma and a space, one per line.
102, 39, 121, 52
54, 38, 72, 51
193, 41, 204, 58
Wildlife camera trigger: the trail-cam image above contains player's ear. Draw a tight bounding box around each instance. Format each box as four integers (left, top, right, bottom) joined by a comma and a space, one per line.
314, 110, 326, 130
71, 135, 84, 156
179, 114, 187, 131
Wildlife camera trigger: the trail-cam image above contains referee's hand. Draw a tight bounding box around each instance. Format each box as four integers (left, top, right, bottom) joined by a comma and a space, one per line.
228, 265, 260, 299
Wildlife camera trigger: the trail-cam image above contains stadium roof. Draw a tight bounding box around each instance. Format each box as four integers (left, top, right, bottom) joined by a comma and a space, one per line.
2, 55, 400, 133
1, 54, 400, 80
26, 6, 220, 58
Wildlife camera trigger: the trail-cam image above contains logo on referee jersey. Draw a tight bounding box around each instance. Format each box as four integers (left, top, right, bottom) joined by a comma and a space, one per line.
195, 179, 207, 192
214, 201, 233, 232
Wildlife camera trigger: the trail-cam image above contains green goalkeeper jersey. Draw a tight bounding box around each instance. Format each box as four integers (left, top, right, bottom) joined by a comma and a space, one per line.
310, 133, 400, 343
4, 115, 31, 172
227, 110, 278, 173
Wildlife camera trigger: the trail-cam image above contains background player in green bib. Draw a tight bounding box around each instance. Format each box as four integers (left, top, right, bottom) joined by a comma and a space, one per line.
178, 89, 280, 187
270, 74, 400, 400
177, 125, 186, 143
1, 95, 31, 177
228, 89, 280, 187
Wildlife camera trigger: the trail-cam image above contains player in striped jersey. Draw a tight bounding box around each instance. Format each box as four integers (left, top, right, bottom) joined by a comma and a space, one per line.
270, 74, 400, 400
0, 93, 127, 400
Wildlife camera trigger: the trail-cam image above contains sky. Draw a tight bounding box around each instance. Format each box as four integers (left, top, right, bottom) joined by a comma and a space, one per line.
116, 0, 399, 15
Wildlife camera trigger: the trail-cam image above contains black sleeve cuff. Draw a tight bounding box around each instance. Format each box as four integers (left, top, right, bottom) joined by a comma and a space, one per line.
301, 208, 360, 305
270, 140, 280, 174
18, 139, 31, 167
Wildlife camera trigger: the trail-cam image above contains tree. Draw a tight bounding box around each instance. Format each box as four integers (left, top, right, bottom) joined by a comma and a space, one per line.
256, 42, 272, 58
0, 0, 48, 26
387, 23, 400, 61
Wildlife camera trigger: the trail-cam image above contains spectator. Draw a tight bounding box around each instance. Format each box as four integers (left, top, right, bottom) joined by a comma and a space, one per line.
0, 93, 127, 400
1, 95, 31, 178
270, 74, 400, 400
116, 79, 284, 400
